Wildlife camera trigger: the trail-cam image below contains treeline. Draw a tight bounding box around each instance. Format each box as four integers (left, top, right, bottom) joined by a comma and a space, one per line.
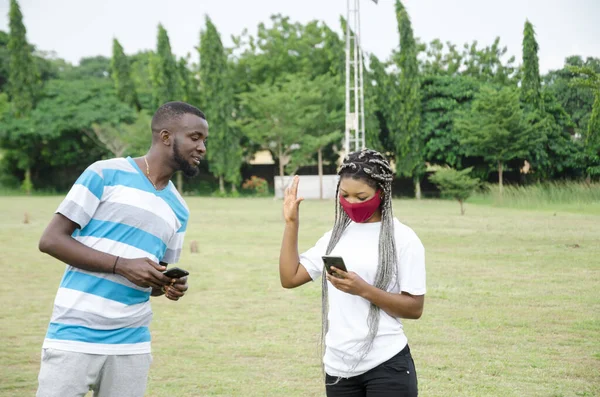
0, 0, 598, 195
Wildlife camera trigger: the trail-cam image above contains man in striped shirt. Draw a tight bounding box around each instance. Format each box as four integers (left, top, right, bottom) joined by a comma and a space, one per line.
36, 101, 208, 397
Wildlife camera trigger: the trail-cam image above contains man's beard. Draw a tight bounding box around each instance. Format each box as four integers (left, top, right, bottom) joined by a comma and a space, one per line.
173, 139, 200, 178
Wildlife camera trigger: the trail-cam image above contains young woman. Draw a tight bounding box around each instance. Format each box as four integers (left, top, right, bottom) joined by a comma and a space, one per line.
279, 148, 426, 397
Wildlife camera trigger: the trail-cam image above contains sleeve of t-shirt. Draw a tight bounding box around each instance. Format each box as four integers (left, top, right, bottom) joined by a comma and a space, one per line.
397, 233, 426, 295
162, 222, 186, 264
55, 163, 105, 230
299, 230, 332, 281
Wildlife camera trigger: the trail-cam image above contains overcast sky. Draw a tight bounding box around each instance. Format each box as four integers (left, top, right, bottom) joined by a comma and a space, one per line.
1, 0, 598, 74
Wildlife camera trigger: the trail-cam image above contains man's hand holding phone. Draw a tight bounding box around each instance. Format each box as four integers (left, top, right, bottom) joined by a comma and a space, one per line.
161, 267, 189, 301
115, 257, 171, 289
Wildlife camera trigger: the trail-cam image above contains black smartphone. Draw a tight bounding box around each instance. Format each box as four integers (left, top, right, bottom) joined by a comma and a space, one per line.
322, 255, 347, 278
163, 267, 189, 279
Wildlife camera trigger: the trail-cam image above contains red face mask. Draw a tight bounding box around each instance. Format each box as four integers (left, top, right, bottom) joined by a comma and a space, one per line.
339, 190, 382, 223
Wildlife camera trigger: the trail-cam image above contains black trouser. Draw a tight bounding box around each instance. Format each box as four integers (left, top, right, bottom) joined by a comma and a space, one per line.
325, 344, 418, 397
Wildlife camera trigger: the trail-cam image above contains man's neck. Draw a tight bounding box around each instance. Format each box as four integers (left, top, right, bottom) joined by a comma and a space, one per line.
138, 151, 175, 190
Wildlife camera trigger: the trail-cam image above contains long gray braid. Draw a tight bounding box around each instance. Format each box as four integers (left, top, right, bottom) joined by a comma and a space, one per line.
321, 148, 397, 380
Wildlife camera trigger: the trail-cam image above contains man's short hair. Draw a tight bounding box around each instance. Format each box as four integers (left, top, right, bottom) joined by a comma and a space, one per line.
151, 101, 206, 133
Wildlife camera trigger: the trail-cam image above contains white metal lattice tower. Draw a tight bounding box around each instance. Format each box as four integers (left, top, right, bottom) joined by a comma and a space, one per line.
344, 0, 376, 154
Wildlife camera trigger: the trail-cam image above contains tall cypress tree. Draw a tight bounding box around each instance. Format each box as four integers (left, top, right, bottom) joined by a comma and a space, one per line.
199, 16, 242, 193
520, 19, 545, 177
521, 20, 542, 111
177, 56, 192, 103
110, 39, 139, 109
7, 0, 39, 117
149, 24, 184, 191
394, 1, 423, 198
7, 0, 40, 194
520, 19, 578, 180
150, 24, 180, 108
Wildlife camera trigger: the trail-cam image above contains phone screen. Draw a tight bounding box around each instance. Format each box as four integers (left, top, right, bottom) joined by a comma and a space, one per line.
322, 256, 347, 276
163, 267, 189, 278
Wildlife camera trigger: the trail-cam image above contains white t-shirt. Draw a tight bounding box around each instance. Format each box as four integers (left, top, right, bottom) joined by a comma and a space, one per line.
299, 218, 426, 378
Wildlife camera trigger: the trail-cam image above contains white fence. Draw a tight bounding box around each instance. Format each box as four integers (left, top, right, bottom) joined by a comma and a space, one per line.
274, 175, 339, 199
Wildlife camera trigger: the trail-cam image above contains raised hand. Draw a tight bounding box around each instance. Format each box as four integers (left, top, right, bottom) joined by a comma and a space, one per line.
283, 175, 304, 224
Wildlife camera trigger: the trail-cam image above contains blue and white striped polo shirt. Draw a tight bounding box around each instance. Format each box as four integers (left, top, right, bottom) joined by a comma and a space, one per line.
43, 156, 189, 355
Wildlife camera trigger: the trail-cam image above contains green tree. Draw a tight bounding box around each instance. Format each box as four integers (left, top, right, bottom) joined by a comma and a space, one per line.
519, 23, 581, 180
111, 39, 140, 109
231, 16, 346, 92
0, 78, 134, 191
0, 93, 9, 116
460, 38, 517, 86
34, 50, 71, 82
150, 24, 181, 108
149, 24, 184, 191
130, 51, 155, 111
231, 15, 329, 87
89, 110, 152, 158
0, 31, 11, 91
231, 16, 347, 168
419, 37, 517, 85
420, 39, 463, 76
366, 54, 392, 152
177, 55, 199, 105
456, 86, 544, 194
394, 0, 423, 198
288, 74, 344, 199
199, 16, 242, 194
239, 74, 342, 197
535, 90, 580, 178
429, 167, 480, 215
238, 75, 309, 191
323, 20, 346, 79
420, 74, 479, 169
521, 20, 542, 110
7, 0, 40, 117
65, 56, 111, 80
7, 0, 41, 193
569, 65, 600, 181
544, 56, 600, 138
519, 19, 550, 178
417, 39, 512, 180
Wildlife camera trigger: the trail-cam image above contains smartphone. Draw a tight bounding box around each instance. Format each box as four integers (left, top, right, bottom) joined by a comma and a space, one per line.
322, 255, 347, 278
162, 267, 189, 279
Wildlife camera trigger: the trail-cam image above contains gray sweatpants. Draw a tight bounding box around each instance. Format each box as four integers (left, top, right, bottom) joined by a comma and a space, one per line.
36, 348, 152, 397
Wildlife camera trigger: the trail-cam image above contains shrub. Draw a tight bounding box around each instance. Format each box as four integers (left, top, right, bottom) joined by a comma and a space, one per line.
242, 176, 269, 196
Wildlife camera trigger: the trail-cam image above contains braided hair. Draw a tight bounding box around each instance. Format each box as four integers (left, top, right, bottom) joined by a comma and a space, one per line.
321, 148, 397, 379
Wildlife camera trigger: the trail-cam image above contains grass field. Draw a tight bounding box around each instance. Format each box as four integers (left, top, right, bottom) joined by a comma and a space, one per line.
470, 182, 600, 216
0, 196, 598, 396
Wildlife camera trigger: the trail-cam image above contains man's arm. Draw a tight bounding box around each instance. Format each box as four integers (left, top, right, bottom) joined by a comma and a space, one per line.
39, 213, 172, 289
